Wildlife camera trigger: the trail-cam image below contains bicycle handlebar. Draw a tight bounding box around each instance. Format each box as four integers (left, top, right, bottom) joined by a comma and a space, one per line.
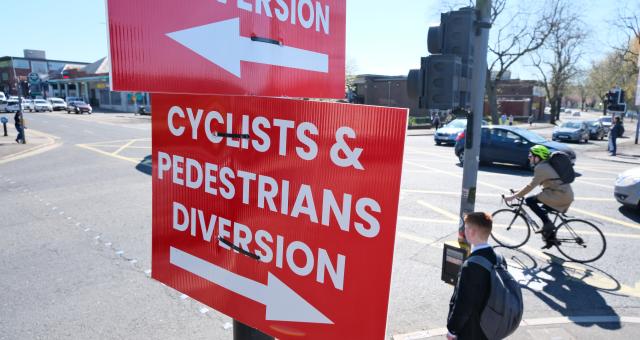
501, 189, 522, 208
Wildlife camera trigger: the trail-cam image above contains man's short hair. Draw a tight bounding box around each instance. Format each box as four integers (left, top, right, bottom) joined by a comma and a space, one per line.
464, 212, 493, 236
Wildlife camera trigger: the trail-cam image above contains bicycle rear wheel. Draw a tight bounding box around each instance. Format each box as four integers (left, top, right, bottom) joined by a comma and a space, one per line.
555, 219, 606, 263
490, 209, 531, 248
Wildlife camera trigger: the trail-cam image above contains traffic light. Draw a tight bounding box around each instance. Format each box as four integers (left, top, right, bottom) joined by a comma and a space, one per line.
619, 90, 625, 104
408, 7, 476, 110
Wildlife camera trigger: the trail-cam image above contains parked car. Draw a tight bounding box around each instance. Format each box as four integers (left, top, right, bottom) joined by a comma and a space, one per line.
455, 126, 576, 169
65, 96, 84, 103
48, 97, 67, 111
0, 92, 6, 101
434, 118, 487, 145
5, 99, 31, 113
598, 116, 612, 134
22, 99, 35, 112
614, 167, 640, 209
571, 110, 581, 117
67, 100, 92, 114
552, 121, 590, 143
585, 120, 606, 140
33, 99, 53, 112
0, 99, 7, 112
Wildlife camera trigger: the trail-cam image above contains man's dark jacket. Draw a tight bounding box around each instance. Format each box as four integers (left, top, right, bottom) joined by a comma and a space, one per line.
447, 247, 497, 340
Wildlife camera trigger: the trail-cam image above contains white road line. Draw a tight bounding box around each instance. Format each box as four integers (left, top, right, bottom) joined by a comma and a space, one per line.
392, 316, 640, 339
401, 189, 616, 202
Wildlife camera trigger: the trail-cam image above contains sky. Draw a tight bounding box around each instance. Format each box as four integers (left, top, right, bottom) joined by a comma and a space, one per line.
0, 0, 634, 81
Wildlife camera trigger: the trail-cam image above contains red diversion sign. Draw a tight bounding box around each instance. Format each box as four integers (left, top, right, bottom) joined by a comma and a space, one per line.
151, 94, 407, 339
106, 0, 345, 98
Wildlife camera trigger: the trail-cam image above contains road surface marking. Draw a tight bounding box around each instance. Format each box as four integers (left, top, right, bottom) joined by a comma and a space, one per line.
112, 139, 139, 156
398, 216, 459, 224
416, 200, 459, 221
570, 207, 640, 231
575, 167, 621, 175
401, 189, 616, 202
392, 316, 640, 339
404, 160, 508, 191
574, 179, 612, 189
76, 143, 143, 164
0, 128, 61, 165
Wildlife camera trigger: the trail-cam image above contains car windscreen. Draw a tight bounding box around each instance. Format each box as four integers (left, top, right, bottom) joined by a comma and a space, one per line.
446, 119, 467, 128
586, 121, 599, 127
51, 99, 64, 103
561, 122, 582, 128
513, 128, 546, 143
72, 101, 87, 105
35, 100, 47, 104
599, 117, 611, 123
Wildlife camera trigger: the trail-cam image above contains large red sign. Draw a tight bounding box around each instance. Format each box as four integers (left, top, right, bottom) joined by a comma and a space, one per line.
152, 94, 407, 339
106, 0, 345, 98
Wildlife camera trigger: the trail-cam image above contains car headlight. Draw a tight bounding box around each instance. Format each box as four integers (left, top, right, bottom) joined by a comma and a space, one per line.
616, 175, 640, 186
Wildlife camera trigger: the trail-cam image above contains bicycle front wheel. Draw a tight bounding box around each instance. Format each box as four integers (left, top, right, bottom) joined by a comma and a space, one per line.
491, 209, 531, 248
555, 219, 606, 263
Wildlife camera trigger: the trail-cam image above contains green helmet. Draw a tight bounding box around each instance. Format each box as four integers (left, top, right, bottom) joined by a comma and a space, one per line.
530, 145, 550, 160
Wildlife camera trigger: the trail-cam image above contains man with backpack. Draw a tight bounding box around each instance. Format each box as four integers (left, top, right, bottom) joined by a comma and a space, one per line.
505, 145, 574, 249
447, 212, 523, 340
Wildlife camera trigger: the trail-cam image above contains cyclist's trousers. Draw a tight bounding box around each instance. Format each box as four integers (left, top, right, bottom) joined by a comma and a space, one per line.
525, 196, 554, 234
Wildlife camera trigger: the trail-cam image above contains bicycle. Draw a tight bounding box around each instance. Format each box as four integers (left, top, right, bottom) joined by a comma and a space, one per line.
490, 191, 606, 263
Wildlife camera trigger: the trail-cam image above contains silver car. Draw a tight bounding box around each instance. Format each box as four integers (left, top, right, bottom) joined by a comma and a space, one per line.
615, 167, 640, 208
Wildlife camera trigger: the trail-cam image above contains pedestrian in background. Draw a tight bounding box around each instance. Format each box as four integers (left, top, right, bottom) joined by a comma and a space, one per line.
433, 114, 441, 131
528, 114, 534, 126
447, 212, 499, 340
14, 110, 24, 144
508, 115, 514, 126
609, 116, 623, 156
500, 113, 507, 125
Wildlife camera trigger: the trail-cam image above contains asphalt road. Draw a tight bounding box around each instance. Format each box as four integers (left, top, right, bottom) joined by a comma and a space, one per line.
1, 109, 639, 339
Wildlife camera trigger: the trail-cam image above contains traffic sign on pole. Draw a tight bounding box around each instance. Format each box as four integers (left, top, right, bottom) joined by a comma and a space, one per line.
106, 0, 346, 98
151, 93, 407, 339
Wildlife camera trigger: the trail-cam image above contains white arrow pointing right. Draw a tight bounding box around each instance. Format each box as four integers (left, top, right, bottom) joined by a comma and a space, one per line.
169, 246, 333, 324
166, 18, 329, 77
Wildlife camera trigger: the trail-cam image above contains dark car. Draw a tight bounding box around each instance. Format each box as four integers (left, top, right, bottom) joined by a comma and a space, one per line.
67, 101, 92, 114
434, 118, 487, 145
552, 121, 590, 143
585, 120, 605, 140
454, 126, 576, 169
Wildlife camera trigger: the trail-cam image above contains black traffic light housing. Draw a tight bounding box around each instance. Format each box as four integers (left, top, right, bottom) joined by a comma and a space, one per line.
408, 7, 476, 110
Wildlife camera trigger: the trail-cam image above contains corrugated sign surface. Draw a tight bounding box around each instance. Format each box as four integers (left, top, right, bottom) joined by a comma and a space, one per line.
151, 93, 407, 339
107, 0, 345, 98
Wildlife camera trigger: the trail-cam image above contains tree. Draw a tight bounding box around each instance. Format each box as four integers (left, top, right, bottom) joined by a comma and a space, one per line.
531, 0, 586, 124
484, 0, 560, 123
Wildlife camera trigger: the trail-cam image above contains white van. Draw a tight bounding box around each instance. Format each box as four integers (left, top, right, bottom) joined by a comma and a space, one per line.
0, 92, 6, 101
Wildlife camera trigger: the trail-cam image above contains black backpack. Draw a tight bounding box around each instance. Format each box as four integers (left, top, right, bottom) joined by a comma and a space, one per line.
467, 254, 524, 339
547, 151, 575, 183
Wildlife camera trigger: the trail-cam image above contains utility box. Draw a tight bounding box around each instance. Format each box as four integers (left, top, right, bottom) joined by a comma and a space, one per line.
441, 240, 468, 286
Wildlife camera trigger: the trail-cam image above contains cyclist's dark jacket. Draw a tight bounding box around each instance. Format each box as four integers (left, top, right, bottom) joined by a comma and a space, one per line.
514, 161, 574, 212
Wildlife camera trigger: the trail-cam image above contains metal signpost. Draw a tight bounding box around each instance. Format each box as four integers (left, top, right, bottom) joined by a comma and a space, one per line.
458, 0, 492, 247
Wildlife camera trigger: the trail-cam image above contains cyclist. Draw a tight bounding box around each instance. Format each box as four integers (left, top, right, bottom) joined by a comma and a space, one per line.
505, 145, 574, 249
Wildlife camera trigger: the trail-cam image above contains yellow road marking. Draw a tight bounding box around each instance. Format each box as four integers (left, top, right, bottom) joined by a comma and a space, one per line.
112, 139, 138, 156
76, 143, 142, 164
396, 232, 438, 246
398, 216, 459, 224
570, 207, 640, 231
416, 200, 459, 221
401, 189, 616, 202
574, 179, 612, 189
575, 167, 621, 175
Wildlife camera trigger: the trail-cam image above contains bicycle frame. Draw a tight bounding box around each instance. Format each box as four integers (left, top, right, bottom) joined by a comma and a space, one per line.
503, 195, 567, 233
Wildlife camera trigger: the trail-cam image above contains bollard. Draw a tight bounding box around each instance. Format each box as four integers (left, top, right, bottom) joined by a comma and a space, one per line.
1, 117, 7, 136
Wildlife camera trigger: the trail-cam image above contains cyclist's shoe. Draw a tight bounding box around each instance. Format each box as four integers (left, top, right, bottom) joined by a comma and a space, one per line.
541, 235, 560, 249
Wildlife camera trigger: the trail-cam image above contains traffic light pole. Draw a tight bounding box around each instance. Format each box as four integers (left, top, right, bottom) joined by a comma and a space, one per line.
457, 0, 491, 248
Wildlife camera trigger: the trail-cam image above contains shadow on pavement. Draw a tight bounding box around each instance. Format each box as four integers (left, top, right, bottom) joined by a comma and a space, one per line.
618, 206, 640, 223
497, 247, 622, 330
136, 154, 152, 176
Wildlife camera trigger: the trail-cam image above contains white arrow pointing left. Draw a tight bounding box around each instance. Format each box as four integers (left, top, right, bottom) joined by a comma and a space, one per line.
169, 246, 333, 324
166, 18, 329, 77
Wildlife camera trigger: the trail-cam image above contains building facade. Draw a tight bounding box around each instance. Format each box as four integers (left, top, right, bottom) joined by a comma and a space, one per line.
1, 50, 149, 112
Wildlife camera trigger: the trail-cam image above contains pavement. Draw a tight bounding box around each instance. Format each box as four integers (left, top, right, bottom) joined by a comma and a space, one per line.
0, 122, 60, 163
